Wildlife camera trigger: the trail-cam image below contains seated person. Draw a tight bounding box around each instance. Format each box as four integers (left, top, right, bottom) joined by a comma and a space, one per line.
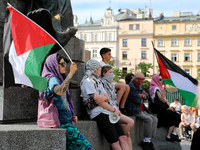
189, 107, 199, 128
100, 65, 134, 150
80, 59, 130, 150
149, 74, 181, 142
125, 73, 134, 84
170, 98, 182, 114
41, 53, 91, 149
99, 47, 130, 114
179, 105, 196, 140
125, 72, 158, 150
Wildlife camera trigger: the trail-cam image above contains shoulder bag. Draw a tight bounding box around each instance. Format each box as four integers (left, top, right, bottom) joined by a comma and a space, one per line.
37, 93, 60, 128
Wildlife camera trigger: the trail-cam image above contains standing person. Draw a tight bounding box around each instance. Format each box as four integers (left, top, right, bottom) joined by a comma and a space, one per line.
125, 72, 158, 150
99, 47, 130, 114
100, 65, 134, 150
80, 59, 130, 150
149, 74, 181, 142
41, 53, 91, 150
179, 105, 196, 140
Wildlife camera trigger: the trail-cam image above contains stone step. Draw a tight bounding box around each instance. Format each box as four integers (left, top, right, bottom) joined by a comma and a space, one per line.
0, 116, 181, 150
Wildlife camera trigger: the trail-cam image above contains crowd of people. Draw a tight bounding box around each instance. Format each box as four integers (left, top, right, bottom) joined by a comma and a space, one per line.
40, 47, 200, 150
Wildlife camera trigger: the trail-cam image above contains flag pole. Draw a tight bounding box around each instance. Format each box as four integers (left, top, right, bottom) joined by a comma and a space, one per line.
7, 3, 73, 63
151, 41, 158, 63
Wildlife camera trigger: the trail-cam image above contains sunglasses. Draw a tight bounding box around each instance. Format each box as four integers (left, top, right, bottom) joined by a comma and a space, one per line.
159, 79, 162, 81
59, 61, 67, 67
137, 78, 145, 80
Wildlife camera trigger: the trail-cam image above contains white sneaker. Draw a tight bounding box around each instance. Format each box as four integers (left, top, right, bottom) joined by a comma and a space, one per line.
179, 135, 185, 140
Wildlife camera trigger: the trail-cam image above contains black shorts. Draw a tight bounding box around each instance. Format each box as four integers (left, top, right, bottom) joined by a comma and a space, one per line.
93, 113, 125, 144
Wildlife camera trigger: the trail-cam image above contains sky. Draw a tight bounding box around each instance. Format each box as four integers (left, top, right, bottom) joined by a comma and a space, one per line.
71, 0, 200, 25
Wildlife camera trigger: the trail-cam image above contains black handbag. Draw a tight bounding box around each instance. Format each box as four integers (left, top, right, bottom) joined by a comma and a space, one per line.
82, 96, 98, 110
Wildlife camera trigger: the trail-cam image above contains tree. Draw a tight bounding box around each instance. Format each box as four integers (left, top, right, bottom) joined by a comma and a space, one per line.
113, 68, 127, 82
197, 68, 200, 80
136, 62, 153, 77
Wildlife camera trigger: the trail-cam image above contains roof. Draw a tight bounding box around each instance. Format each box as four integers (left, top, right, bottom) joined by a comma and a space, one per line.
154, 14, 200, 23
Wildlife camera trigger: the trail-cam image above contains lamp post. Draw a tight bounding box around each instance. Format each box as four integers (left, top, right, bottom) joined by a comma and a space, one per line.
134, 58, 137, 74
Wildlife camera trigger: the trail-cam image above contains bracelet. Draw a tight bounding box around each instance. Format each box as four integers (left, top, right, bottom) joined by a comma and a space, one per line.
113, 107, 116, 113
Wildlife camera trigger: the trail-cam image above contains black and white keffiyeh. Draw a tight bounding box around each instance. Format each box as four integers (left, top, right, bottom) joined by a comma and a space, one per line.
99, 73, 119, 109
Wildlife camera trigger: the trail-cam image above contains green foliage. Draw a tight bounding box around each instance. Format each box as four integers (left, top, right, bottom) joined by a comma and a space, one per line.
136, 62, 153, 77
113, 68, 126, 82
113, 68, 134, 82
197, 68, 200, 80
142, 80, 150, 92
108, 61, 114, 67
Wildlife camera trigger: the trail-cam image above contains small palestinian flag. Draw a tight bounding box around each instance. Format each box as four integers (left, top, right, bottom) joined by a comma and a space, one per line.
155, 48, 200, 108
3, 5, 56, 92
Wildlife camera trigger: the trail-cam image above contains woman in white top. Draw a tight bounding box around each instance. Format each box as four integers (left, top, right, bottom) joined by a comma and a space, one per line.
170, 98, 182, 114
179, 105, 196, 139
100, 65, 134, 150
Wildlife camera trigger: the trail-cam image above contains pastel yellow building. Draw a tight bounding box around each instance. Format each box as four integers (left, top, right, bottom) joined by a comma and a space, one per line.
118, 16, 154, 75
154, 12, 200, 78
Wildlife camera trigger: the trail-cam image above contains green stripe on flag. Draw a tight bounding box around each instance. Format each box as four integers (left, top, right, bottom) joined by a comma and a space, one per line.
162, 78, 175, 87
24, 43, 55, 92
163, 78, 199, 108
178, 88, 199, 108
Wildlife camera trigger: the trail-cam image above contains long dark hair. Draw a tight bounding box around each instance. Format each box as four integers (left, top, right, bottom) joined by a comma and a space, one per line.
125, 73, 134, 84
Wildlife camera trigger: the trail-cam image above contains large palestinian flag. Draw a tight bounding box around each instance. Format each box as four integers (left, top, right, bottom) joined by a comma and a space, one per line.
155, 48, 200, 108
3, 5, 56, 92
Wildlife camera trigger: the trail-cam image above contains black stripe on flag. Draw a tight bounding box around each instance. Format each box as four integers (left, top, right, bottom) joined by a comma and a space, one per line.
3, 8, 15, 88
155, 49, 198, 86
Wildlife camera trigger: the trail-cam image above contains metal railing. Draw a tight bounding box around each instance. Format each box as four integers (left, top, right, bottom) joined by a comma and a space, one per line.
166, 90, 184, 105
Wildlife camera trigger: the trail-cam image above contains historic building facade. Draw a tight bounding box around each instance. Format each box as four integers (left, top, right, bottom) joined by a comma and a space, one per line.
117, 8, 154, 74
74, 8, 153, 68
74, 8, 133, 67
154, 11, 200, 78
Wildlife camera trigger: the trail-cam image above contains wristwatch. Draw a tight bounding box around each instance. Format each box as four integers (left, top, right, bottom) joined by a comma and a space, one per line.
142, 94, 144, 99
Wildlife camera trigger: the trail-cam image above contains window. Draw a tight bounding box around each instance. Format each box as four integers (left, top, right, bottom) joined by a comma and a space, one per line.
141, 51, 147, 59
109, 33, 112, 41
171, 54, 177, 61
184, 69, 190, 75
158, 39, 164, 46
185, 38, 191, 46
184, 53, 190, 61
123, 39, 127, 47
80, 34, 83, 40
198, 37, 200, 45
198, 53, 200, 61
92, 50, 97, 58
84, 34, 87, 41
129, 25, 133, 30
136, 24, 140, 30
105, 33, 108, 41
122, 51, 127, 60
91, 34, 94, 42
107, 19, 110, 25
95, 34, 98, 41
171, 38, 177, 46
172, 25, 177, 30
141, 38, 146, 46
122, 68, 127, 73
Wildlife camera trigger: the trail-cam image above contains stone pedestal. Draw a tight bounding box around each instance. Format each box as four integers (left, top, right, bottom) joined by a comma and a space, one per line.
0, 35, 87, 123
